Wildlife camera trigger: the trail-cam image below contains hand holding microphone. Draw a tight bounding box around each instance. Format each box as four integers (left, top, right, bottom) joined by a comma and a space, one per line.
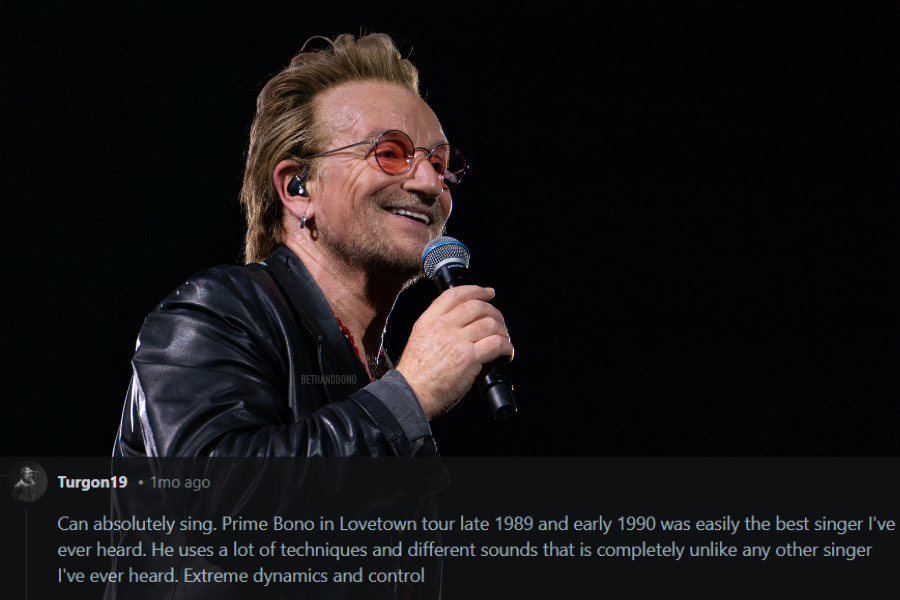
395, 237, 517, 420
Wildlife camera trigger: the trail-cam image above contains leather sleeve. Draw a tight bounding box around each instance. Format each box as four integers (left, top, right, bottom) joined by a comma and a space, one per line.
112, 266, 447, 599
121, 266, 439, 464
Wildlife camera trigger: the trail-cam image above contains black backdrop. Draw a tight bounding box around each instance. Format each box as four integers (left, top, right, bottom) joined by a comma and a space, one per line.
3, 2, 898, 457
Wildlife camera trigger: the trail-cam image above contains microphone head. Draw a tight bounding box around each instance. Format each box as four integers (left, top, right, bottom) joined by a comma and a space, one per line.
421, 236, 470, 280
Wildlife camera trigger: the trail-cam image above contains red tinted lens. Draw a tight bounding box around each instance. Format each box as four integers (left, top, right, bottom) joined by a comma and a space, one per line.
374, 131, 415, 175
433, 144, 466, 188
429, 145, 449, 178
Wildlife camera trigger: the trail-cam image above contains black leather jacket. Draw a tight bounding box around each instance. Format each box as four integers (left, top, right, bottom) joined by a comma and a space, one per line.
109, 244, 449, 599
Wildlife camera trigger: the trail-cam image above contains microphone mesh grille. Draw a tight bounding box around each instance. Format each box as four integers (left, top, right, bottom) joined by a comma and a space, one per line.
421, 236, 470, 279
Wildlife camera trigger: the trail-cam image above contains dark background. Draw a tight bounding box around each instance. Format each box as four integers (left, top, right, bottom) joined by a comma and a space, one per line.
2, 2, 898, 456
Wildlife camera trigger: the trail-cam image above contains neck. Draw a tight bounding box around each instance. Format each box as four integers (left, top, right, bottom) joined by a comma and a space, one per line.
283, 236, 406, 376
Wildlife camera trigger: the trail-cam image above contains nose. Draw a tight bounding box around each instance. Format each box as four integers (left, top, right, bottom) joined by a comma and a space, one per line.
402, 150, 445, 199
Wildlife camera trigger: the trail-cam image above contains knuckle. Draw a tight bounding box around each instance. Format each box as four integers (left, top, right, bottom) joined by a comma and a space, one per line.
464, 298, 483, 310
449, 343, 473, 367
410, 320, 431, 338
481, 335, 502, 353
481, 304, 502, 320
484, 317, 506, 334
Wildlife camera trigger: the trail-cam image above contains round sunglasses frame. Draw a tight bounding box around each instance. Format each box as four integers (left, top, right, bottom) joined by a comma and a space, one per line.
303, 129, 467, 189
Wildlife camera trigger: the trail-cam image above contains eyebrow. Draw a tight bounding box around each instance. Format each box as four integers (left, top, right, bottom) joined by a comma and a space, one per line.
362, 128, 449, 148
362, 127, 385, 141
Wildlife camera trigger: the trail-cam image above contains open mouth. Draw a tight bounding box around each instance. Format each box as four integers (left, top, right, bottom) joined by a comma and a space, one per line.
385, 208, 431, 225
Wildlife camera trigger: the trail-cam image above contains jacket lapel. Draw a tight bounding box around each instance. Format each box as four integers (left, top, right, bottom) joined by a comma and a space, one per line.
262, 245, 370, 404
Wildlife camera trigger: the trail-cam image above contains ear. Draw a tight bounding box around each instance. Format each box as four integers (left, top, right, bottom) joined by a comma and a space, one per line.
273, 160, 313, 221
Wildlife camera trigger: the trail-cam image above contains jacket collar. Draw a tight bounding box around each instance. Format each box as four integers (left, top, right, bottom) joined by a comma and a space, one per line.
261, 244, 370, 402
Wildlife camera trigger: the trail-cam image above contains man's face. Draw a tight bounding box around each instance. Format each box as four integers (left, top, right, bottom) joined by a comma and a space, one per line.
309, 80, 453, 279
22, 468, 34, 483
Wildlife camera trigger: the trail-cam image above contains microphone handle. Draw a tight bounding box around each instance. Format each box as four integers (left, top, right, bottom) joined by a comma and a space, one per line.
433, 264, 517, 419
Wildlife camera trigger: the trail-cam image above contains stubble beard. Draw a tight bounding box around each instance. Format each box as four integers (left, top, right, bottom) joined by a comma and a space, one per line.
318, 189, 446, 286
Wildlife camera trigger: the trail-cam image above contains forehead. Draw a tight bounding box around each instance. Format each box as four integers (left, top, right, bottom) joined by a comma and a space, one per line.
315, 80, 446, 146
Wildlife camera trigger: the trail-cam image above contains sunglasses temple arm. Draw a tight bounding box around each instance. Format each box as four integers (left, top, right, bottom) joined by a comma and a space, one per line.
305, 140, 377, 160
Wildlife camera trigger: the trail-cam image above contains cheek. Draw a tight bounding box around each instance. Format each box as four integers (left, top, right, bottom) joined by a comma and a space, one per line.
439, 193, 452, 221
312, 170, 365, 224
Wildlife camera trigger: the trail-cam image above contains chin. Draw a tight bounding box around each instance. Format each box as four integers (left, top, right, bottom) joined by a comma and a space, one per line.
339, 241, 423, 282
371, 250, 424, 282
319, 219, 439, 284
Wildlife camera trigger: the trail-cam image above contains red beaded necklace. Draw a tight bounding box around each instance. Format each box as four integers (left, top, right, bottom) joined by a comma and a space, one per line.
335, 316, 416, 600
334, 316, 385, 382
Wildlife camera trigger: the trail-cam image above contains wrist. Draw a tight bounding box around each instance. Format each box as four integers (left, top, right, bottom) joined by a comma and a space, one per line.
394, 366, 436, 421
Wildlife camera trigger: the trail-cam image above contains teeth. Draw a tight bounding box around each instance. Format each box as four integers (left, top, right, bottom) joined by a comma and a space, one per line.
388, 208, 431, 224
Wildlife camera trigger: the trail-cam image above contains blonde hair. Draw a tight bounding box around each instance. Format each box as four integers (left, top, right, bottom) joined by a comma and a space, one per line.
239, 33, 421, 264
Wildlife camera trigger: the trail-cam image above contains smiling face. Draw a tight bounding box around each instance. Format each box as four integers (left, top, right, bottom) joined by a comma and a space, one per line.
307, 80, 453, 279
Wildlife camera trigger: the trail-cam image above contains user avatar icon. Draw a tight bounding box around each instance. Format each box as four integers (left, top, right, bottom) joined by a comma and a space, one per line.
8, 462, 47, 502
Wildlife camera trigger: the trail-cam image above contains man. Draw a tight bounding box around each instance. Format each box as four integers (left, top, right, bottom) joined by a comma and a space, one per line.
111, 33, 512, 599
11, 466, 38, 502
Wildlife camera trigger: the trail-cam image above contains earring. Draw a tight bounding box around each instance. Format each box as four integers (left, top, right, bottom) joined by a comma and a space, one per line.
299, 215, 307, 229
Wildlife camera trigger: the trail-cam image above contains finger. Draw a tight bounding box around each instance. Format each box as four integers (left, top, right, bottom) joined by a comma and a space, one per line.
443, 299, 507, 329
458, 316, 509, 345
424, 285, 495, 317
472, 335, 514, 365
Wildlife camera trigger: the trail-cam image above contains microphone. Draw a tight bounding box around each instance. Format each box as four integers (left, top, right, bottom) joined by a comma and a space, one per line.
421, 236, 517, 419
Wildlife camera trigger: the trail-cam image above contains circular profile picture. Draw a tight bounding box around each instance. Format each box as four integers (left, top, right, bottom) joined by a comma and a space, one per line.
7, 461, 48, 502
